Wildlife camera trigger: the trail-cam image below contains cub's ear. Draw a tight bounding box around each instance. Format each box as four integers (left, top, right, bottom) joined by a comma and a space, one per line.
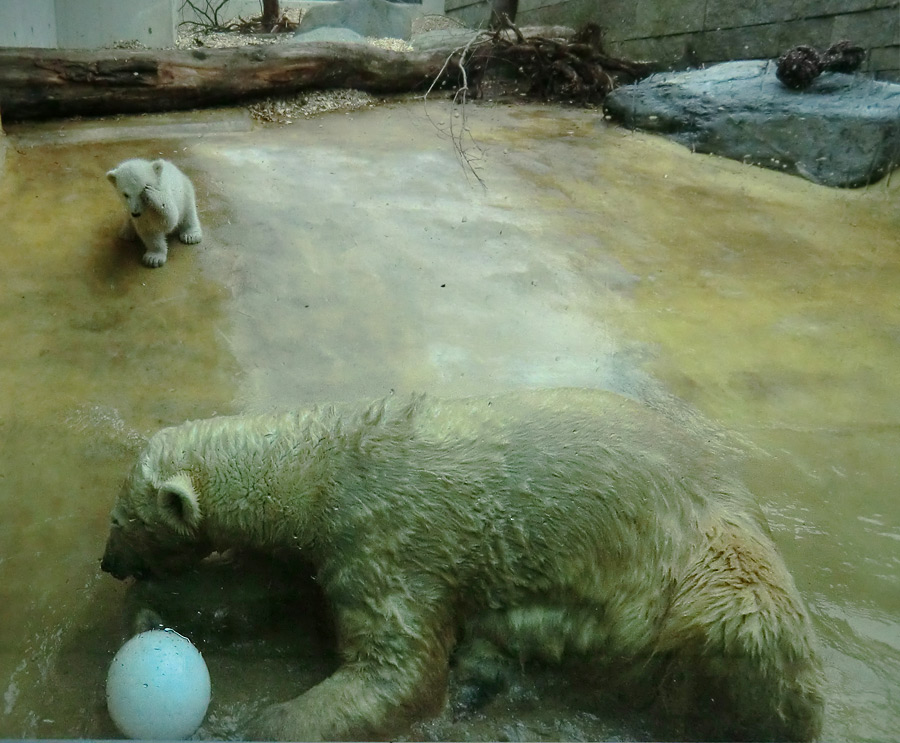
151, 160, 166, 179
106, 169, 118, 184
157, 472, 201, 535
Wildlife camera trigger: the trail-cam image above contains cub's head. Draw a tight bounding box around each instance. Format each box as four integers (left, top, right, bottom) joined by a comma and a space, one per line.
106, 158, 162, 219
101, 453, 213, 581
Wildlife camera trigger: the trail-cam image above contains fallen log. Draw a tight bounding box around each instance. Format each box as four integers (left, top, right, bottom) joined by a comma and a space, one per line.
0, 27, 652, 122
0, 42, 459, 121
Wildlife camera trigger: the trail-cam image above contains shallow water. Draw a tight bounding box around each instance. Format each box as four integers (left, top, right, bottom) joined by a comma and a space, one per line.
0, 101, 897, 740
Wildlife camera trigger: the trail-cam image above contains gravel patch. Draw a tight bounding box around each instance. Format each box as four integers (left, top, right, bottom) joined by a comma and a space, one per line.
247, 89, 377, 123
368, 37, 414, 52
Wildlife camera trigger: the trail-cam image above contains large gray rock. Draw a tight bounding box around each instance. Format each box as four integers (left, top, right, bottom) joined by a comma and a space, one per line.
295, 0, 425, 40
604, 60, 900, 188
295, 26, 366, 44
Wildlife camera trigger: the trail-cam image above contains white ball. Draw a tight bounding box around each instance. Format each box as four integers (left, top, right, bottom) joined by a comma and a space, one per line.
106, 629, 211, 740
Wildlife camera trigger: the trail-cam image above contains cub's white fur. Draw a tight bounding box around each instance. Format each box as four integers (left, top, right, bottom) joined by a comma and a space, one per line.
106, 158, 202, 268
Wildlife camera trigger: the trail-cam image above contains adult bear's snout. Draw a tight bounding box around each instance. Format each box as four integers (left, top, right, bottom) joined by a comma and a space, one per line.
100, 548, 147, 580
100, 552, 129, 580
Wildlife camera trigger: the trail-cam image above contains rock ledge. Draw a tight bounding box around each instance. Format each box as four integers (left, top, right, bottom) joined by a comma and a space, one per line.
604, 60, 900, 187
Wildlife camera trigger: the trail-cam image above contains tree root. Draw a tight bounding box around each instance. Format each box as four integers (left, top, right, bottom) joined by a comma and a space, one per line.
424, 20, 654, 184
436, 20, 654, 106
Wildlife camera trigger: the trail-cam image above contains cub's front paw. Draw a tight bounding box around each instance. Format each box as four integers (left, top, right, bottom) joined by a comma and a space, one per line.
141, 186, 166, 210
179, 229, 202, 245
142, 250, 168, 268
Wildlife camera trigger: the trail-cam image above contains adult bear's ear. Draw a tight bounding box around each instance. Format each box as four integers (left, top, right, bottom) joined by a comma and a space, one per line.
157, 472, 201, 535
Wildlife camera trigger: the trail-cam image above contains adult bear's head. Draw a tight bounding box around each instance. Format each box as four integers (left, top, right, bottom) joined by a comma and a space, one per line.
101, 455, 213, 581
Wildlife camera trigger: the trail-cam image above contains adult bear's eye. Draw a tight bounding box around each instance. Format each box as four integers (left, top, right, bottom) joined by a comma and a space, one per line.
111, 510, 134, 528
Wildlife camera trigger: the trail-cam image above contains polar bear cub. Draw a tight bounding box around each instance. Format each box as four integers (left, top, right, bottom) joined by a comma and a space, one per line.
107, 158, 202, 268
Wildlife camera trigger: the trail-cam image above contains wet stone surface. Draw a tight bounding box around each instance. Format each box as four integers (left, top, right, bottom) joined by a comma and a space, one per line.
0, 101, 898, 740
605, 60, 900, 187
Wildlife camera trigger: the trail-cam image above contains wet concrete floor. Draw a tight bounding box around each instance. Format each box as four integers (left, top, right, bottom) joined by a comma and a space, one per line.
0, 100, 897, 740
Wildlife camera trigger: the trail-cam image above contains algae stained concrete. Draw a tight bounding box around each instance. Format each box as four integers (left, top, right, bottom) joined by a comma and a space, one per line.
0, 101, 897, 741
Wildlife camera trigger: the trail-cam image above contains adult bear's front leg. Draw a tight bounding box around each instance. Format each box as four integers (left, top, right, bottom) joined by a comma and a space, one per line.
250, 593, 454, 741
251, 664, 427, 740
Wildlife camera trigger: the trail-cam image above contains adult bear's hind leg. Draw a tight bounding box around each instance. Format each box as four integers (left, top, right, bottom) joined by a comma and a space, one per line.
655, 519, 824, 742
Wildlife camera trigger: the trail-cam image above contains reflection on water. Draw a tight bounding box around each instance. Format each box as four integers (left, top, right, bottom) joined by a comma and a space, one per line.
0, 102, 897, 740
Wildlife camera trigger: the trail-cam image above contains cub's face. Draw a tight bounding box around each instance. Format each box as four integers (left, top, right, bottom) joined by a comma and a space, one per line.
101, 462, 212, 580
106, 159, 157, 219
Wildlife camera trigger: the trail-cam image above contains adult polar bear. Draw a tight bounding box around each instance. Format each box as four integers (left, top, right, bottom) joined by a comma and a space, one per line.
101, 389, 824, 741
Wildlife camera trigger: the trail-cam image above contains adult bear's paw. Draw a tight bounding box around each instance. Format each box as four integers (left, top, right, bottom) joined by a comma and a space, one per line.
249, 699, 329, 742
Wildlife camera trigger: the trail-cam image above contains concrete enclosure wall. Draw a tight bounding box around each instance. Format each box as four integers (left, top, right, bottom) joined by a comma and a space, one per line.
178, 0, 266, 27
600, 0, 899, 81
55, 0, 176, 48
0, 0, 176, 48
445, 0, 900, 81
0, 0, 895, 79
0, 0, 57, 47
445, 0, 595, 30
